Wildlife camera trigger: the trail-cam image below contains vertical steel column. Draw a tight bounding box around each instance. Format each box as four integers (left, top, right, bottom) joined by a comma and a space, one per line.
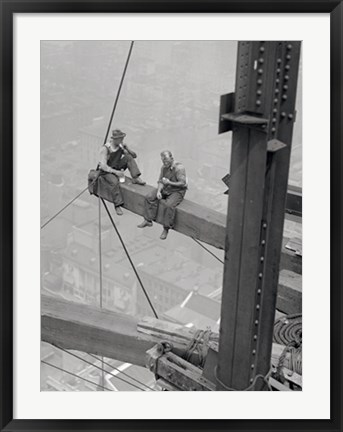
217, 41, 301, 390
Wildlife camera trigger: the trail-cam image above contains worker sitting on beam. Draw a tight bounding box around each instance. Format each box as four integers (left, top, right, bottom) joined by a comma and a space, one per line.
97, 129, 146, 215
138, 150, 187, 240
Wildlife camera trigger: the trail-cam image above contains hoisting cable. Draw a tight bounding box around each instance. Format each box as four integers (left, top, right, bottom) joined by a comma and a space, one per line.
41, 360, 113, 391
56, 346, 146, 391
87, 353, 157, 392
98, 196, 105, 391
101, 198, 159, 319
192, 237, 224, 265
41, 41, 135, 231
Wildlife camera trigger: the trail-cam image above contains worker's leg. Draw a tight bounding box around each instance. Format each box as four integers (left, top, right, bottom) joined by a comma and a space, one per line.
118, 154, 141, 178
137, 189, 158, 228
97, 173, 124, 208
162, 191, 185, 229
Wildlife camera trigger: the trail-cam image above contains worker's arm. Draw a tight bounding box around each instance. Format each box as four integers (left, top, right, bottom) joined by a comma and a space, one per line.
121, 143, 137, 158
98, 146, 122, 176
161, 164, 187, 188
156, 167, 165, 199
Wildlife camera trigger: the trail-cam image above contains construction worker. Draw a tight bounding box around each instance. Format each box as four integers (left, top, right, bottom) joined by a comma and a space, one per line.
138, 150, 187, 240
97, 129, 146, 215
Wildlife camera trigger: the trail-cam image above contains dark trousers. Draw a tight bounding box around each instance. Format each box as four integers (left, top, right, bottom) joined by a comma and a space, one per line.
114, 154, 141, 178
97, 155, 141, 207
144, 189, 186, 229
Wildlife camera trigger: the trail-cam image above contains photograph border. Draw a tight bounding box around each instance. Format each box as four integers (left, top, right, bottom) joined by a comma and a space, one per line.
1, 1, 342, 431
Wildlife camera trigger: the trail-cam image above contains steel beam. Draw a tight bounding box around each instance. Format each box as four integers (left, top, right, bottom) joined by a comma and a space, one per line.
217, 41, 301, 390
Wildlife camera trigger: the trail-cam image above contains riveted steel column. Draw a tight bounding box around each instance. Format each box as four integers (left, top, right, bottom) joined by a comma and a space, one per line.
216, 41, 301, 390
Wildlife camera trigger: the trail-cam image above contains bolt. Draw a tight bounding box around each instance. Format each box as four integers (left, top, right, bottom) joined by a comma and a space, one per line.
276, 68, 281, 74
261, 239, 266, 245
284, 75, 290, 81
257, 89, 262, 96
257, 79, 263, 85
283, 85, 289, 91
285, 65, 290, 71
259, 273, 263, 279
251, 364, 255, 369
263, 222, 267, 229
273, 108, 278, 114
275, 88, 279, 94
250, 378, 254, 383
256, 305, 260, 310
260, 46, 265, 52
276, 78, 280, 84
253, 335, 257, 340
256, 100, 261, 106
260, 256, 264, 262
257, 289, 262, 295
255, 320, 259, 325
274, 98, 278, 104
277, 58, 282, 64
288, 113, 294, 120
286, 54, 291, 60
258, 68, 263, 75
287, 44, 292, 50
272, 118, 277, 123
282, 95, 288, 100
252, 349, 256, 355
259, 58, 264, 64
281, 112, 286, 118
271, 127, 276, 133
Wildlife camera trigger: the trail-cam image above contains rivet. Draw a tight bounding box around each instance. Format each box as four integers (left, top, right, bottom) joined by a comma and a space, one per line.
259, 46, 265, 52
260, 256, 264, 262
274, 98, 278, 104
256, 305, 260, 310
272, 118, 277, 123
287, 44, 292, 50
259, 58, 264, 64
258, 68, 263, 75
257, 79, 263, 85
285, 65, 290, 71
288, 114, 294, 120
273, 108, 278, 114
283, 85, 288, 91
251, 364, 255, 369
286, 54, 291, 60
250, 378, 254, 383
256, 100, 261, 106
282, 95, 288, 100
258, 273, 263, 279
284, 75, 290, 81
252, 350, 256, 355
263, 223, 267, 229
253, 335, 257, 340
275, 78, 280, 84
256, 89, 262, 96
281, 112, 286, 118
261, 239, 266, 245
257, 289, 262, 295
271, 127, 276, 133
277, 58, 282, 64
255, 320, 259, 325
276, 68, 281, 74
274, 88, 279, 94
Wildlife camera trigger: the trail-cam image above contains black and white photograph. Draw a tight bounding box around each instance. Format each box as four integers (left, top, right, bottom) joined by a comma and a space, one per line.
40, 40, 303, 393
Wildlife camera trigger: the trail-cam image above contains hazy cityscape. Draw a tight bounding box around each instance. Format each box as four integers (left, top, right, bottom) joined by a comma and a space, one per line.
40, 40, 302, 391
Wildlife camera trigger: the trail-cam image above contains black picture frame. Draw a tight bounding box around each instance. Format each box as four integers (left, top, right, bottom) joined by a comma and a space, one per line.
1, 1, 341, 431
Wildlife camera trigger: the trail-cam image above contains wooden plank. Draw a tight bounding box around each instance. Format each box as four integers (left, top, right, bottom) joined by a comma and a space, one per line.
41, 295, 192, 367
276, 269, 302, 314
94, 178, 301, 274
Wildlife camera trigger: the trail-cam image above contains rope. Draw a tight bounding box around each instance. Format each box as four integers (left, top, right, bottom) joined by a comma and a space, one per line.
56, 346, 146, 391
40, 181, 95, 229
103, 41, 134, 145
101, 198, 158, 319
87, 353, 156, 392
41, 360, 112, 391
184, 328, 212, 367
97, 195, 105, 391
214, 365, 273, 391
192, 237, 224, 264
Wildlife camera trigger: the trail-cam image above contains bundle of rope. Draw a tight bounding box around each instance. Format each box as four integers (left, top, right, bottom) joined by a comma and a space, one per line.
183, 328, 216, 368
273, 314, 302, 380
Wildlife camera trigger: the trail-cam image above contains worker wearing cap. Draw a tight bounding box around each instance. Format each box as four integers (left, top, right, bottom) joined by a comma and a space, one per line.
98, 129, 145, 215
138, 150, 187, 240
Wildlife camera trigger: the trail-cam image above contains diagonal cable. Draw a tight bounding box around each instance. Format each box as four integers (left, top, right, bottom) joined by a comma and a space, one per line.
41, 360, 112, 391
101, 198, 158, 319
192, 237, 224, 264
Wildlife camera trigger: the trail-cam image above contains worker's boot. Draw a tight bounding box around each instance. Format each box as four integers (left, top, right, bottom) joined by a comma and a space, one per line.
132, 176, 146, 185
137, 219, 153, 228
160, 228, 169, 240
115, 206, 123, 216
